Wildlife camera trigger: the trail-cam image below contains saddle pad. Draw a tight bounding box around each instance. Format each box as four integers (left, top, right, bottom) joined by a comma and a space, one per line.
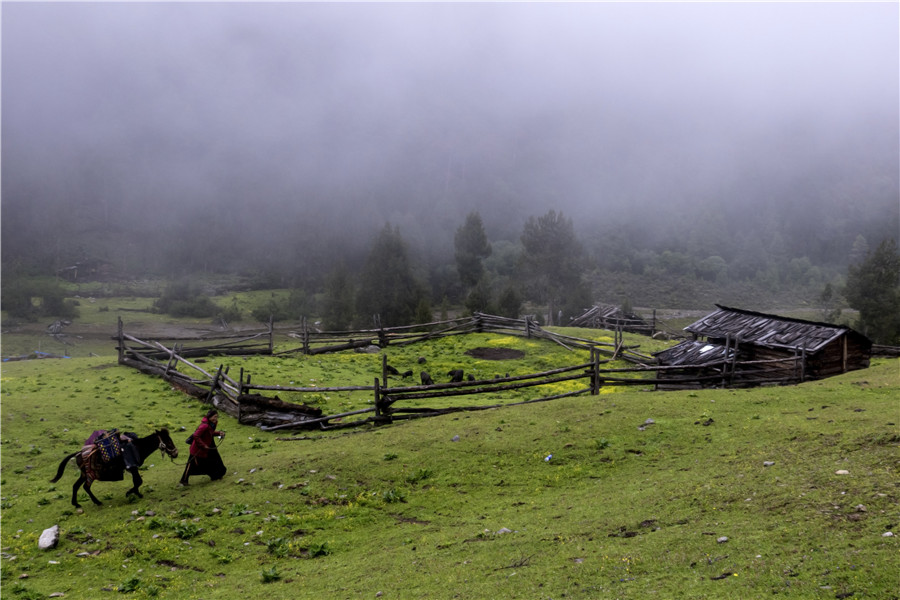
96, 434, 121, 462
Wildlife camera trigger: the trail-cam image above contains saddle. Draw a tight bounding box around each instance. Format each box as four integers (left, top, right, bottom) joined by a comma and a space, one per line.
83, 430, 123, 463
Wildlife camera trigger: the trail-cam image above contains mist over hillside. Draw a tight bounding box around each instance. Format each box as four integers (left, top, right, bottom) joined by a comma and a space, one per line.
3, 3, 897, 303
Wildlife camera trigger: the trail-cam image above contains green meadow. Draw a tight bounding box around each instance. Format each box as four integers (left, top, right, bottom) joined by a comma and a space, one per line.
1, 316, 897, 599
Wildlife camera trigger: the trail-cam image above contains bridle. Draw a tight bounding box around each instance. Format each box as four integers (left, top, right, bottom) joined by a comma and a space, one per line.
156, 432, 179, 461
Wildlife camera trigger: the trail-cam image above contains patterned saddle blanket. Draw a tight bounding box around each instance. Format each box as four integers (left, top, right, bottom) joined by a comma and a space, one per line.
84, 430, 122, 462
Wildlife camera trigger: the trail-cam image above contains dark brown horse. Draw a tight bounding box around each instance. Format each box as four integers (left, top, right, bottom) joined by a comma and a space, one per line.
50, 429, 178, 509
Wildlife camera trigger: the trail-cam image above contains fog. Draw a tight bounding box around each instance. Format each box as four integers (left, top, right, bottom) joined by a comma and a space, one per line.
2, 2, 898, 279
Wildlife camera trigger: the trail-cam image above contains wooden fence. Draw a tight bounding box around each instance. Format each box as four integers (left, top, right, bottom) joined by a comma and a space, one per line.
115, 313, 809, 432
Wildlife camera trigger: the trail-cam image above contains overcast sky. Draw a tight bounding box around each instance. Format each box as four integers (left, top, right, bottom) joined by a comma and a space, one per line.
2, 2, 898, 257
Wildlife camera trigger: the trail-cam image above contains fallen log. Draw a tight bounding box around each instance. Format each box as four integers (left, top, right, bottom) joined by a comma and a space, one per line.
237, 393, 323, 428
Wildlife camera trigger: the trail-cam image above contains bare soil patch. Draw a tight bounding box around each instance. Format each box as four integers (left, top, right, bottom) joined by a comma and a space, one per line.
464, 347, 525, 361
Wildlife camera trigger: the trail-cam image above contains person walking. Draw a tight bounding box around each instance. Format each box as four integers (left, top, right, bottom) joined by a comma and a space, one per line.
179, 409, 227, 486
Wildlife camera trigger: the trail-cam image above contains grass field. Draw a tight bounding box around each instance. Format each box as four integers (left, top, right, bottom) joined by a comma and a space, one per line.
1, 314, 897, 599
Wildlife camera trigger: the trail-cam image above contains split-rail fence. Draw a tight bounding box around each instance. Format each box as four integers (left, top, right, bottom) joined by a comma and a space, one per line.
115, 313, 810, 432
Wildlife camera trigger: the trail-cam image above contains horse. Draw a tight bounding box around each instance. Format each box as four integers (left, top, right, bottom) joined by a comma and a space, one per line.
50, 429, 178, 509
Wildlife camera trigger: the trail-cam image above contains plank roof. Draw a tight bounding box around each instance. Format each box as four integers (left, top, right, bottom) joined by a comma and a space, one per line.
653, 340, 734, 366
684, 305, 864, 353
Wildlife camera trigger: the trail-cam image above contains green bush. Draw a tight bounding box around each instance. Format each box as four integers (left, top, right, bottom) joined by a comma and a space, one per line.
153, 280, 218, 318
0, 277, 79, 321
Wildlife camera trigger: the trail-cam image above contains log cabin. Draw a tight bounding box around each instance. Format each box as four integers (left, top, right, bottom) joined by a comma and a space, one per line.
654, 305, 872, 388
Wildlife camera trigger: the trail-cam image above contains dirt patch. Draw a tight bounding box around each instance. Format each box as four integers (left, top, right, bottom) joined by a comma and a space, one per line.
464, 347, 525, 361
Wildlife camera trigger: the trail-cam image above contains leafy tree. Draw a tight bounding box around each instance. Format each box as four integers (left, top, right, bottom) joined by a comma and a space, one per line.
355, 224, 424, 327
454, 211, 492, 289
249, 289, 311, 323
845, 238, 900, 344
497, 285, 522, 319
463, 279, 495, 315
414, 296, 433, 327
519, 210, 584, 325
849, 234, 870, 265
696, 255, 728, 283
322, 263, 355, 330
154, 279, 218, 318
0, 277, 79, 321
817, 282, 842, 324
439, 296, 450, 321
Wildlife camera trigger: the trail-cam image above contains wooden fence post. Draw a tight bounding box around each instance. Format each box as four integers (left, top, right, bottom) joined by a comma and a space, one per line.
304, 317, 310, 355
800, 347, 807, 383
207, 365, 223, 404
164, 343, 178, 376
117, 317, 124, 364
722, 333, 731, 387
268, 315, 274, 353
374, 377, 382, 419
730, 335, 740, 386
591, 347, 600, 395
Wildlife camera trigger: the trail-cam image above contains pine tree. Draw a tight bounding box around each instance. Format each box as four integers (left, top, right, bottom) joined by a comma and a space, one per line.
519, 210, 584, 325
355, 224, 424, 327
454, 212, 492, 289
845, 238, 900, 344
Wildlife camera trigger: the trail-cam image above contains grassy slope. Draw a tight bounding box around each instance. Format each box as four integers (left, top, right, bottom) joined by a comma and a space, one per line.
1, 333, 897, 599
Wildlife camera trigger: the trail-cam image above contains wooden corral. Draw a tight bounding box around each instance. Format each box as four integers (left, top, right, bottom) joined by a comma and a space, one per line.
116, 313, 657, 431
655, 305, 872, 388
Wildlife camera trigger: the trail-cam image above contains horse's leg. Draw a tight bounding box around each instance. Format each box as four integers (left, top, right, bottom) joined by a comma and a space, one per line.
83, 479, 103, 506
125, 467, 143, 498
71, 475, 86, 509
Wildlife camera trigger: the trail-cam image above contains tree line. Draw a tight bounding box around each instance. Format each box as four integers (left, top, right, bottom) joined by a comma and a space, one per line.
2, 210, 900, 344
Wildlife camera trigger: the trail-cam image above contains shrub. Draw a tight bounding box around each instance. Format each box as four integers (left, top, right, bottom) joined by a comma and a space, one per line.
0, 278, 79, 321
261, 566, 282, 583
153, 280, 217, 318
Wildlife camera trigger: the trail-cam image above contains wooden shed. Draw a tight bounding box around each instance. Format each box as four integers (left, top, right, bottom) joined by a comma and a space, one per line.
658, 305, 872, 387
569, 303, 653, 335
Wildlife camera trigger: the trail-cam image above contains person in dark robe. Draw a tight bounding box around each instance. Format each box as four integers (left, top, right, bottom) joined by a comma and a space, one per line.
179, 409, 226, 486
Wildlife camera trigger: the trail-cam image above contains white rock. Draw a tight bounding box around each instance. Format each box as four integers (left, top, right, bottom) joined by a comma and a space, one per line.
883, 531, 894, 537
497, 528, 512, 534
835, 470, 850, 475
716, 536, 728, 543
763, 461, 775, 467
38, 525, 59, 550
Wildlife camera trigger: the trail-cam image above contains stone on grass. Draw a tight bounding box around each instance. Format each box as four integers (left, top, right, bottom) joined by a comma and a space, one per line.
716, 536, 729, 544
38, 525, 59, 550
883, 531, 894, 537
763, 461, 775, 467
835, 470, 850, 475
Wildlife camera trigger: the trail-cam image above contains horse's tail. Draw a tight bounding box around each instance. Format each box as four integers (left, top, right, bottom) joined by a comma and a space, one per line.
50, 451, 80, 483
